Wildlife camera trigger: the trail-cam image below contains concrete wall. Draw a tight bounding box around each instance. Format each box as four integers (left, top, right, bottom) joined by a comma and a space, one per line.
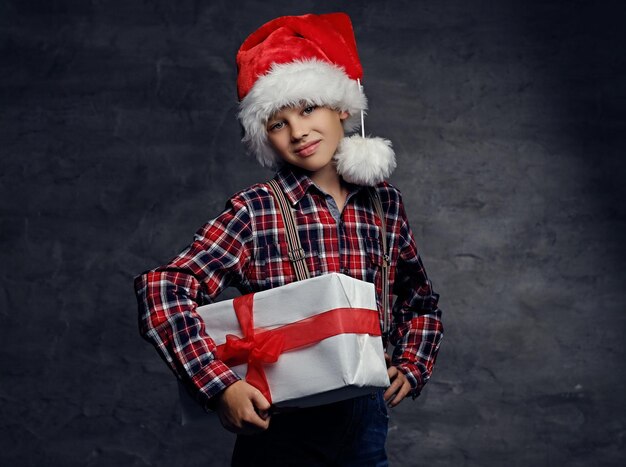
1, 1, 624, 465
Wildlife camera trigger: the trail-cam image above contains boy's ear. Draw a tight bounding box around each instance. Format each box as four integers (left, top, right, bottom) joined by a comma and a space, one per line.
338, 110, 349, 121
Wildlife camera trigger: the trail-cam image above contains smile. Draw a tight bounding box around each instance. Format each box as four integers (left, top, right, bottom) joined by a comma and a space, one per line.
294, 140, 321, 157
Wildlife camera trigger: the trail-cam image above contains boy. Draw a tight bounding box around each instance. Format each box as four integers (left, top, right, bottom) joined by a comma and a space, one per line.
135, 12, 443, 466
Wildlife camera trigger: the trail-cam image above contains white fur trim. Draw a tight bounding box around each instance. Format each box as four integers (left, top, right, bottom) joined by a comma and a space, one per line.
334, 135, 396, 186
238, 58, 367, 169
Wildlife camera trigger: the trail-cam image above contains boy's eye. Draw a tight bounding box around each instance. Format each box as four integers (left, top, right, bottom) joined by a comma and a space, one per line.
268, 121, 285, 132
302, 105, 317, 115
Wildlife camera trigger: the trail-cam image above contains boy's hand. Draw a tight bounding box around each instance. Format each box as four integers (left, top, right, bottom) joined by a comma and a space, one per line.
383, 353, 411, 407
216, 380, 271, 435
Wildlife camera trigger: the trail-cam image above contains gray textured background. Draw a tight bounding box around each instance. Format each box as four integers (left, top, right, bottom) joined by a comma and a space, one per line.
1, 0, 625, 466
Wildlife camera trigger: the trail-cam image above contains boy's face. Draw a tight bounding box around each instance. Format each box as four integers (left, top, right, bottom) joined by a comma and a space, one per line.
266, 104, 349, 174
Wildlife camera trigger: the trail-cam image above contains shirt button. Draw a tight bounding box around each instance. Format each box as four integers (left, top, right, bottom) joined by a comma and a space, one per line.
341, 268, 349, 275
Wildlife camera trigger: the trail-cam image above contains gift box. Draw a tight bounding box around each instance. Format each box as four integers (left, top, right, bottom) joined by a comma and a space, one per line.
179, 273, 390, 424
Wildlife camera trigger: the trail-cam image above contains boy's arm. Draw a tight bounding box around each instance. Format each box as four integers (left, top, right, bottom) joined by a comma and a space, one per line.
134, 196, 253, 410
389, 197, 444, 399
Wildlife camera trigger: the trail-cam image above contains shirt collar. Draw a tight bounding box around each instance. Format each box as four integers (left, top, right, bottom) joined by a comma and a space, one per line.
272, 164, 364, 206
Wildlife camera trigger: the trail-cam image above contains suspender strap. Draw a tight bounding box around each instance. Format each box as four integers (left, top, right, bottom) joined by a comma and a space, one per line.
267, 179, 311, 281
369, 188, 390, 339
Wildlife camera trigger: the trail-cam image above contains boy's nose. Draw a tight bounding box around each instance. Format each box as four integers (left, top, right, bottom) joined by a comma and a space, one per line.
290, 119, 309, 141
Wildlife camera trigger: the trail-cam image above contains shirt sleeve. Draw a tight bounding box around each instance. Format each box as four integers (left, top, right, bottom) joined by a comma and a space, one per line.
389, 195, 444, 398
133, 195, 253, 410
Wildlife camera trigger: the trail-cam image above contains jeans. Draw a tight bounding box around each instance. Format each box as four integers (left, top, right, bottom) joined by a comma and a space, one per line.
231, 390, 389, 466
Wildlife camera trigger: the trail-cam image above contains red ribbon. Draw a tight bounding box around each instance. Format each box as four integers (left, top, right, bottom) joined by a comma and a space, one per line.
215, 293, 381, 404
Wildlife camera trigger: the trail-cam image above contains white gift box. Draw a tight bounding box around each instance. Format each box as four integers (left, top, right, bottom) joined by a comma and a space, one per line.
179, 273, 390, 424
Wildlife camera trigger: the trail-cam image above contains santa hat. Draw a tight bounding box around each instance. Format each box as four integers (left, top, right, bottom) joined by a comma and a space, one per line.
236, 13, 396, 186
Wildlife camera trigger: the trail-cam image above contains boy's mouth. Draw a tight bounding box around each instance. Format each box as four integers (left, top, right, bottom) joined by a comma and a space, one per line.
294, 140, 321, 157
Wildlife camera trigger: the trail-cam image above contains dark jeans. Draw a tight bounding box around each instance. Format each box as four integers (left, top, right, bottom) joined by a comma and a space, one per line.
231, 390, 389, 466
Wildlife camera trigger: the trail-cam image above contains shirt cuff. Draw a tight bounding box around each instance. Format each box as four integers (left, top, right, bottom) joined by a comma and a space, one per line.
186, 360, 241, 412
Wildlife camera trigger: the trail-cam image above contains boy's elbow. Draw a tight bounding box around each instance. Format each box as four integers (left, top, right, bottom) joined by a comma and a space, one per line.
133, 268, 154, 293
133, 270, 163, 339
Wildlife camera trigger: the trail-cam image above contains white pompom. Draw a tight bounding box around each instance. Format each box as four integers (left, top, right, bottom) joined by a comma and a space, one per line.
334, 135, 397, 186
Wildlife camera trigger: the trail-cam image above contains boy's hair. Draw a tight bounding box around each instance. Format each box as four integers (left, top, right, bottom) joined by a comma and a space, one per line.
235, 13, 396, 186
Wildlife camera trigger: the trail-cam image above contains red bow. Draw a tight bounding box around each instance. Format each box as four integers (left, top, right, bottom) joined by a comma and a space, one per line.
217, 294, 284, 402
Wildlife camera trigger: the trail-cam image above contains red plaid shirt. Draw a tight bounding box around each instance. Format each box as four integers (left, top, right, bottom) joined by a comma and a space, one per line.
134, 165, 443, 408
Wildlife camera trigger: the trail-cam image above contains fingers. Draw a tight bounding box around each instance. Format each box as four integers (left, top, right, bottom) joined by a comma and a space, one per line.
383, 365, 397, 395
388, 379, 411, 407
251, 389, 271, 410
216, 381, 272, 434
240, 404, 271, 433
221, 401, 270, 434
383, 366, 411, 408
222, 409, 270, 435
250, 388, 271, 419
383, 367, 401, 402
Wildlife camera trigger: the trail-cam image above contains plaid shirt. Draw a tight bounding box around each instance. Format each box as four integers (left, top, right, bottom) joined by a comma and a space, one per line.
134, 164, 443, 408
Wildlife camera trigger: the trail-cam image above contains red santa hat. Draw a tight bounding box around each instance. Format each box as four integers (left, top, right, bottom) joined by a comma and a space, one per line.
236, 13, 396, 186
